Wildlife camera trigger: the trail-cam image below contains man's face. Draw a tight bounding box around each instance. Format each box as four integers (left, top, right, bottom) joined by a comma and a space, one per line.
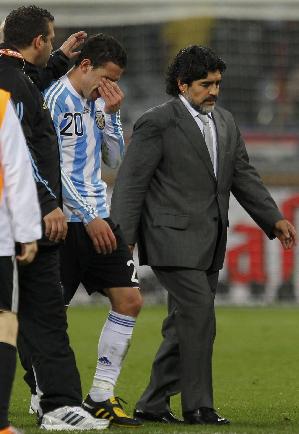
179, 70, 222, 114
81, 61, 124, 100
37, 21, 55, 67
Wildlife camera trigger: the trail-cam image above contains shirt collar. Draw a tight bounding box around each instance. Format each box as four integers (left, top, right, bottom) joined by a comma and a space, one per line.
178, 94, 214, 122
63, 74, 86, 102
179, 94, 199, 118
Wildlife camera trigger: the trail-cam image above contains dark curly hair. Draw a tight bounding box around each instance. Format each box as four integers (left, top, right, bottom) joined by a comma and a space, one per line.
4, 5, 54, 49
166, 45, 226, 96
74, 34, 127, 69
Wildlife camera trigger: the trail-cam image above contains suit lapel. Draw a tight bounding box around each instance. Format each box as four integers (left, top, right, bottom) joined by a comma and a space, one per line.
212, 109, 227, 184
172, 99, 216, 181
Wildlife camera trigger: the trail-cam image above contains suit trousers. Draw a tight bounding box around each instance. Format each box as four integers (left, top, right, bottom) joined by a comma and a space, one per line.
136, 267, 219, 413
17, 246, 82, 414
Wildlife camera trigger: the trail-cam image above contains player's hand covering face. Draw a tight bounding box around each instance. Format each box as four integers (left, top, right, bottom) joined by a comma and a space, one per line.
99, 77, 124, 114
83, 61, 124, 104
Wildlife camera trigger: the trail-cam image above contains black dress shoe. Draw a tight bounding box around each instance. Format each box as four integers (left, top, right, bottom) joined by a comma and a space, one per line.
183, 407, 230, 425
134, 408, 183, 424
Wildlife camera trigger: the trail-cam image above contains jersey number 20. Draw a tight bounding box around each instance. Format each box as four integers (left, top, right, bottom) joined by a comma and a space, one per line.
61, 112, 83, 137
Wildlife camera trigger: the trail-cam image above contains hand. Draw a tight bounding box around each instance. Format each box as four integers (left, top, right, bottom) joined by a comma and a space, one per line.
128, 244, 135, 254
98, 78, 124, 113
85, 217, 117, 254
43, 207, 68, 242
273, 219, 297, 250
59, 31, 87, 59
17, 241, 38, 265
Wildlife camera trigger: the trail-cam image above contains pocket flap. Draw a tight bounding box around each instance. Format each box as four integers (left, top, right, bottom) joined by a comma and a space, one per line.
153, 213, 189, 229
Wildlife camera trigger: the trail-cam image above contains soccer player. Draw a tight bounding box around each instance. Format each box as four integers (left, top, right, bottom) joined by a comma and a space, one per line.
0, 89, 41, 434
1, 6, 108, 431
44, 34, 143, 427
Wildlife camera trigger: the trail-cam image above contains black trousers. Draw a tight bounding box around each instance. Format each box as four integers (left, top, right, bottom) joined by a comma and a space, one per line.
17, 246, 82, 414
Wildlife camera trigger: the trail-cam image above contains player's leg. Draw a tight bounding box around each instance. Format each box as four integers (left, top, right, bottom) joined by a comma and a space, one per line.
0, 257, 19, 433
81, 219, 143, 426
17, 247, 87, 426
18, 240, 108, 431
18, 232, 80, 414
25, 224, 82, 414
0, 312, 18, 434
89, 286, 141, 400
83, 287, 142, 427
17, 330, 39, 414
59, 223, 83, 308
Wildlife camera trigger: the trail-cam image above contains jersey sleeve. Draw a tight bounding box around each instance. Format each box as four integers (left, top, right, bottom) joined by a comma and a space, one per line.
24, 95, 59, 217
0, 72, 59, 217
0, 97, 42, 243
102, 110, 125, 169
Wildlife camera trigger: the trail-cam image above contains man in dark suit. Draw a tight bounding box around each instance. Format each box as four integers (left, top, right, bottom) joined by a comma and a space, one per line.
111, 45, 296, 426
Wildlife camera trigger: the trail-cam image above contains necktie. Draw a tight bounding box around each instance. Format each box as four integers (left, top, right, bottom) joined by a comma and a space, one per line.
197, 113, 215, 172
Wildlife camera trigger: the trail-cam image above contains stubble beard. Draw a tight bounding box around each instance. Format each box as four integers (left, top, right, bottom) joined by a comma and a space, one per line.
190, 101, 216, 114
184, 94, 217, 114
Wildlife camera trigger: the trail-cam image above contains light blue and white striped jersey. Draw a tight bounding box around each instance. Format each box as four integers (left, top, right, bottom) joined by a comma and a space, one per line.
44, 75, 125, 224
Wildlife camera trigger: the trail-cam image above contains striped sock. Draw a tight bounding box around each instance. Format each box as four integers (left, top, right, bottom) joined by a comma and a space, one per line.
89, 311, 135, 402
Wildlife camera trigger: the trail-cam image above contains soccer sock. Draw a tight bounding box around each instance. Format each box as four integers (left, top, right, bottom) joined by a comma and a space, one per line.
0, 342, 17, 429
89, 311, 136, 402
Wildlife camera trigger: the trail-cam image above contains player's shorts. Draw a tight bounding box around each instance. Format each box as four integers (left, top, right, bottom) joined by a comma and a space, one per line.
0, 256, 18, 313
60, 218, 139, 305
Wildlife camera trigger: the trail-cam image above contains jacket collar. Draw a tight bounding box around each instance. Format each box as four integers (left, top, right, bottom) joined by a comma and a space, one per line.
171, 97, 216, 180
171, 97, 228, 184
0, 43, 25, 69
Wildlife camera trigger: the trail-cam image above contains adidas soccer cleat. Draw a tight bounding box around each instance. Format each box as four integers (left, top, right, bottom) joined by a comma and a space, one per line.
82, 395, 142, 427
39, 405, 109, 431
0, 427, 23, 434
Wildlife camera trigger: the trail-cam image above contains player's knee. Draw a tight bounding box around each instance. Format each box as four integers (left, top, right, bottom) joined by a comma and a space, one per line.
0, 311, 18, 346
113, 289, 143, 317
128, 291, 143, 316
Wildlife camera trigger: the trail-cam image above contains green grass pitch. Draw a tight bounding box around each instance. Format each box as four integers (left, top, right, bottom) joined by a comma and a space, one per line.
10, 305, 299, 433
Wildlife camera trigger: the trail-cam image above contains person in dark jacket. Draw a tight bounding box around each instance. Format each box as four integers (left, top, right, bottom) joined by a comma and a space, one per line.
111, 45, 297, 425
0, 5, 108, 431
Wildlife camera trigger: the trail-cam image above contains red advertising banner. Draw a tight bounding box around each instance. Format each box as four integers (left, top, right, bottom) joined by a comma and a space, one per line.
219, 189, 299, 303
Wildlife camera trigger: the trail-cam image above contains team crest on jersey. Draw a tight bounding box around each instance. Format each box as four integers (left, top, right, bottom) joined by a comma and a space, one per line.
95, 110, 105, 129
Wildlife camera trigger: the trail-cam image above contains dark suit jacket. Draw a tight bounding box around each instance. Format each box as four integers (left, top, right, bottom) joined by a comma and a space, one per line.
111, 98, 283, 270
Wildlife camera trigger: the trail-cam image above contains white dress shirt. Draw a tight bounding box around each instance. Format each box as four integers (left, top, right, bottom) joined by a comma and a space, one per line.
179, 94, 218, 176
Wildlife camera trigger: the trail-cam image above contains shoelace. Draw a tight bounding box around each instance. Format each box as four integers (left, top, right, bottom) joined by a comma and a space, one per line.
72, 406, 93, 416
113, 396, 127, 407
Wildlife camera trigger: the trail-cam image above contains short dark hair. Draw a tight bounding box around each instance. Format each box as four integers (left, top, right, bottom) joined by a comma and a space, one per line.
166, 45, 226, 96
74, 33, 127, 69
4, 5, 54, 49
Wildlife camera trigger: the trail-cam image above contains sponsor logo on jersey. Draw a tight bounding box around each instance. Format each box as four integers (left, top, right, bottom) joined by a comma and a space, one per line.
42, 100, 48, 110
98, 356, 112, 366
83, 106, 90, 114
95, 110, 105, 130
